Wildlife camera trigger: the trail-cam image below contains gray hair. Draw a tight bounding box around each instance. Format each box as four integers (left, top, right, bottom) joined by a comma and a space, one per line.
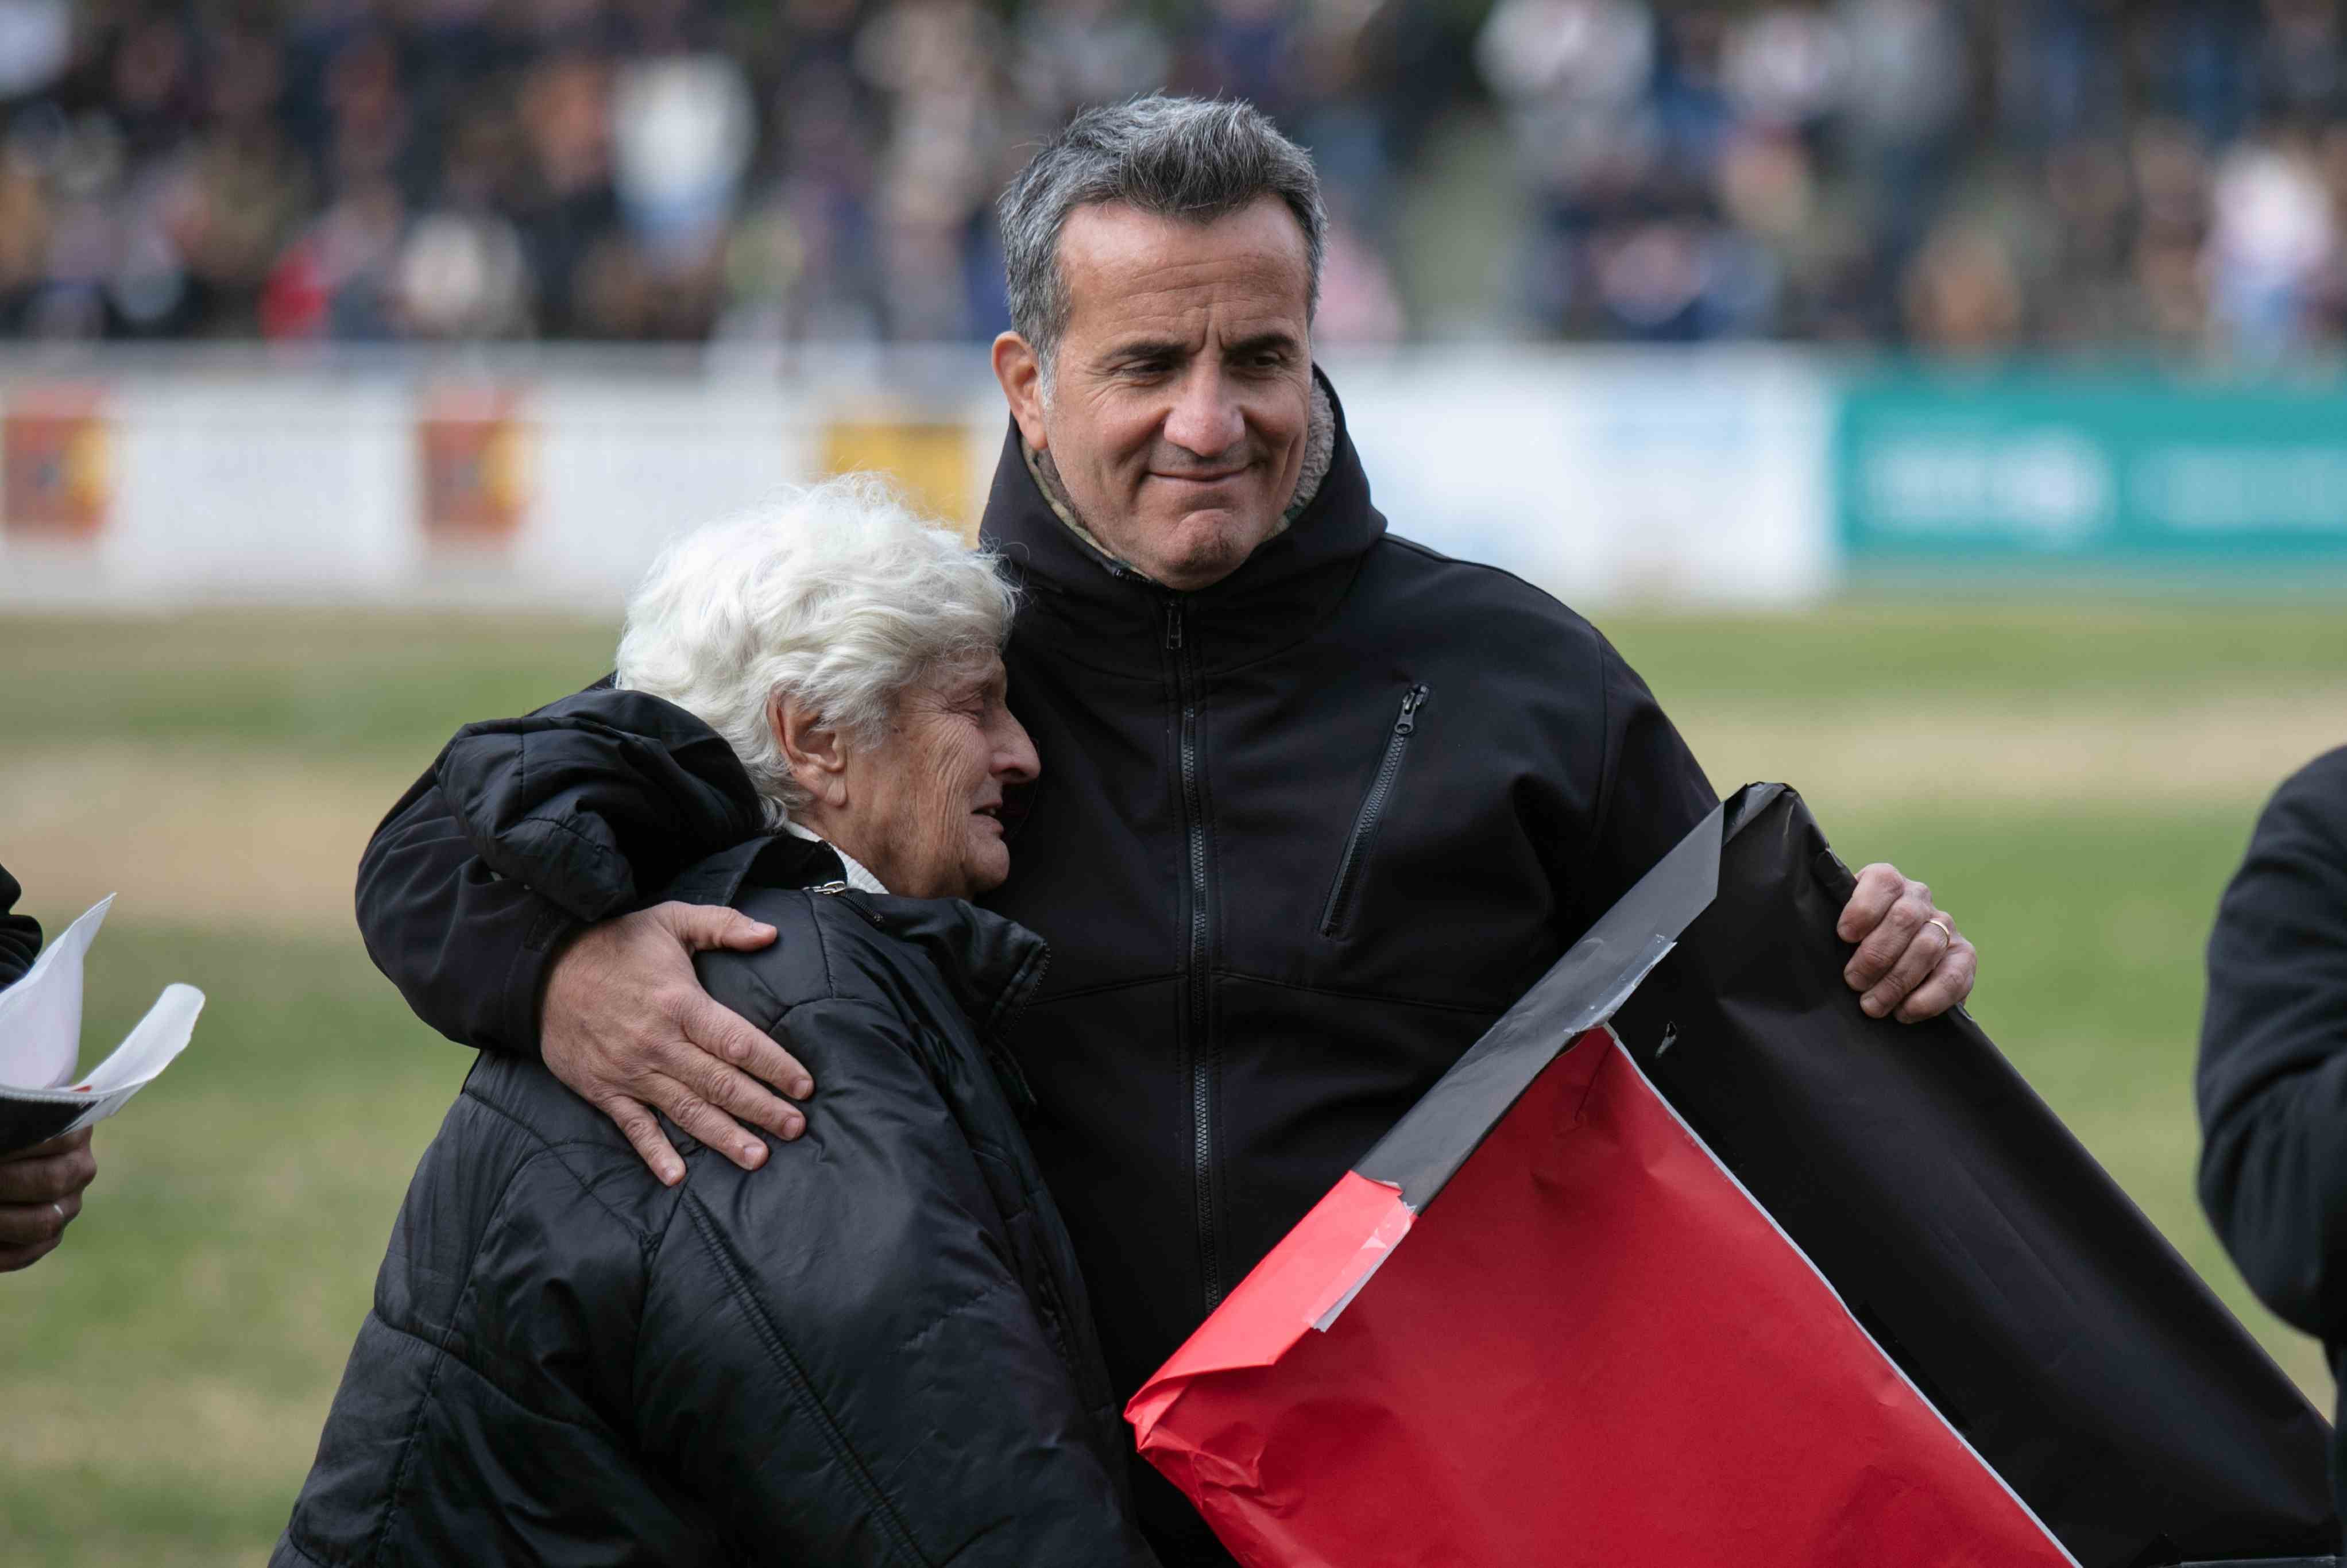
999, 94, 1326, 382
615, 474, 1017, 825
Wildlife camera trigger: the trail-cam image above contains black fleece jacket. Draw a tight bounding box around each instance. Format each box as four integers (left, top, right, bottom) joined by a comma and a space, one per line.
0, 862, 38, 990
354, 376, 1719, 1563
2199, 744, 2347, 1502
284, 694, 1155, 1567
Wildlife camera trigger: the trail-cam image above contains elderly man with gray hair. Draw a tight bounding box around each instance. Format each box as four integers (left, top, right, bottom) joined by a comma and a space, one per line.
356, 96, 1979, 1565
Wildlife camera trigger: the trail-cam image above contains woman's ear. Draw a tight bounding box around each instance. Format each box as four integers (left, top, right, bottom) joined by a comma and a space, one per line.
774, 694, 850, 807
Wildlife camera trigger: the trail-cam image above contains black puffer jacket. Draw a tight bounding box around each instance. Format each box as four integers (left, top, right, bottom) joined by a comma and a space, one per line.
355, 375, 1718, 1562
282, 695, 1154, 1568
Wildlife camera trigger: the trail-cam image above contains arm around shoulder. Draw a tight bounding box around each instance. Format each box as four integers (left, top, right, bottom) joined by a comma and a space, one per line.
356, 768, 579, 1057
353, 676, 701, 1059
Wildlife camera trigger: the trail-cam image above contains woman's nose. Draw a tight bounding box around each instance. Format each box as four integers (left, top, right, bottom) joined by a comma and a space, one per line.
996, 719, 1041, 785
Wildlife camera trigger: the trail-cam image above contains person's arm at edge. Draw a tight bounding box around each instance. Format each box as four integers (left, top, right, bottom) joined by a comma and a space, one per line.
0, 861, 96, 1272
2198, 748, 2347, 1341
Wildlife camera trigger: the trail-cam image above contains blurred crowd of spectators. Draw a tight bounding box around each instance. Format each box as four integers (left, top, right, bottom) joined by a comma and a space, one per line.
1, 0, 2342, 361
1479, 0, 2347, 361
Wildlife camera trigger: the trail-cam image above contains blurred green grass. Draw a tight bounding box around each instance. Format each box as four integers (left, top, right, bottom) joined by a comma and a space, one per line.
0, 612, 618, 754
0, 605, 2342, 1566
0, 927, 466, 1565
3, 602, 2341, 750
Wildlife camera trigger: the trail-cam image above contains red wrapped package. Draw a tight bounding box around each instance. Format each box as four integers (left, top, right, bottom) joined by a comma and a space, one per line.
1128, 1022, 2073, 1568
1127, 788, 2336, 1567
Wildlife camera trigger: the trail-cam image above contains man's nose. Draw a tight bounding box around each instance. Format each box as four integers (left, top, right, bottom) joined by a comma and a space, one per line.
1162, 365, 1246, 459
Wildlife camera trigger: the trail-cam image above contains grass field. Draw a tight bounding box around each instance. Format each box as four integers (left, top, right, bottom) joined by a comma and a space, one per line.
1, 603, 2342, 1566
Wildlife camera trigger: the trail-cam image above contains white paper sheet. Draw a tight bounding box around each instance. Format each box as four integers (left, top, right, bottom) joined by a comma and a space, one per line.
0, 895, 203, 1152
0, 894, 113, 1090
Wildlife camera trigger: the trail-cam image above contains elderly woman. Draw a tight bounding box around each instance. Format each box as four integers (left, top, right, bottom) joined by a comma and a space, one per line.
275, 478, 1157, 1568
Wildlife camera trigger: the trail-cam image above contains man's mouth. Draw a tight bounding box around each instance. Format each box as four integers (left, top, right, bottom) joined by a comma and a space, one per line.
1153, 467, 1247, 485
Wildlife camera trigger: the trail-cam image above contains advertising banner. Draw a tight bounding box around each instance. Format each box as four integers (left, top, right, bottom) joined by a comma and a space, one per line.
417, 385, 533, 543
3, 385, 111, 539
26, 351, 2346, 605
1838, 371, 2347, 566
821, 420, 977, 540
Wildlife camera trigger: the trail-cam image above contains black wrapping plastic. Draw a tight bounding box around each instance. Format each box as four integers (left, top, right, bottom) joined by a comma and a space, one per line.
1610, 784, 2337, 1567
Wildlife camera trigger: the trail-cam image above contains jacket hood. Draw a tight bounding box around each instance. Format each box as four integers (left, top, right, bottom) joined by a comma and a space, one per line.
980, 367, 1387, 679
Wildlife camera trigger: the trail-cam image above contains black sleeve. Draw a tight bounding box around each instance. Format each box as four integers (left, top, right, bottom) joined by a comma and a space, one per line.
1579, 636, 1721, 927
354, 678, 767, 1058
2197, 746, 2347, 1340
0, 862, 41, 992
354, 766, 582, 1058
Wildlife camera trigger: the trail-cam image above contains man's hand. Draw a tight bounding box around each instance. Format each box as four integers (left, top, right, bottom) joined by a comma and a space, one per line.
541, 903, 809, 1187
0, 1129, 96, 1272
1836, 864, 1977, 1023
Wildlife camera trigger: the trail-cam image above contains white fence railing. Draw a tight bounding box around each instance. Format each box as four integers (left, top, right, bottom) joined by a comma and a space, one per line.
0, 346, 1834, 611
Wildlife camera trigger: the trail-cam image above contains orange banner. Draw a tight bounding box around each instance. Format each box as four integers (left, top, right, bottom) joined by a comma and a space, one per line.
821, 420, 976, 540
3, 387, 112, 539
417, 388, 532, 541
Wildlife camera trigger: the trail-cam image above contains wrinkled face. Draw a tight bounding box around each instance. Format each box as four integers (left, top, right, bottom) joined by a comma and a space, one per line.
1016, 196, 1314, 591
836, 655, 1039, 900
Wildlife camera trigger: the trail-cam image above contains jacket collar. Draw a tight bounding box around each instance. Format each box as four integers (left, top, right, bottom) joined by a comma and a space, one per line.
849, 891, 1053, 1048
660, 833, 842, 907
664, 839, 1051, 1050
979, 367, 1386, 680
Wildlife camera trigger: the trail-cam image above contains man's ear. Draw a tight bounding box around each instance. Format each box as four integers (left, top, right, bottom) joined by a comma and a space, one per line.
773, 695, 850, 807
991, 332, 1050, 452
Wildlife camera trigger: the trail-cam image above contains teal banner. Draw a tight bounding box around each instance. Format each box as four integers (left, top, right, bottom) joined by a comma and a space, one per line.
1836, 372, 2347, 563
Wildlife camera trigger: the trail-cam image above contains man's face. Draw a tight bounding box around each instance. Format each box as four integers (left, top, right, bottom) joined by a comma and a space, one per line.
997, 196, 1314, 592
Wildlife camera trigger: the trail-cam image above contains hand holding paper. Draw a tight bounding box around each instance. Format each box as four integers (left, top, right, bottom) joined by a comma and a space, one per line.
0, 1128, 97, 1271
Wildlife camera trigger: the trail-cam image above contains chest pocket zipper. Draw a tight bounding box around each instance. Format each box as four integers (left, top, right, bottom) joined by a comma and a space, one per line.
1320, 684, 1429, 938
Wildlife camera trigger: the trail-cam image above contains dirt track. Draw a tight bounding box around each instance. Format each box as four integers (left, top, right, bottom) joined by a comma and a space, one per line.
1680, 690, 2347, 807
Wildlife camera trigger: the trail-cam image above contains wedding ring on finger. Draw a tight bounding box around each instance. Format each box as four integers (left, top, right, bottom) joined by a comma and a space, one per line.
1926, 915, 1955, 948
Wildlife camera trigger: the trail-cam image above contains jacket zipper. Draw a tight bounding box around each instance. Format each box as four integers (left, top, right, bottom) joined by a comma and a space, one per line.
1320, 684, 1429, 938
1166, 599, 1223, 1308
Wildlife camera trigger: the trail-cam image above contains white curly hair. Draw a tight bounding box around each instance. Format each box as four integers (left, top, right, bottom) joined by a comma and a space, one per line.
616, 474, 1016, 825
